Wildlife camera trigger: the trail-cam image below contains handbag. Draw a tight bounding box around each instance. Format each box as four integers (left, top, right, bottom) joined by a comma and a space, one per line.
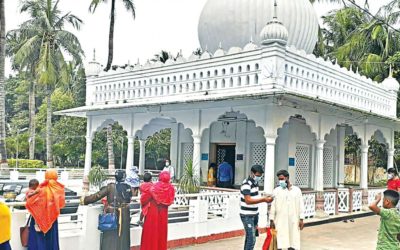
98, 184, 118, 232
20, 216, 31, 247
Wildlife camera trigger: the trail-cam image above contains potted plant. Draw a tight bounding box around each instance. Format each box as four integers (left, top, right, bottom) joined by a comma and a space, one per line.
178, 160, 200, 194
88, 165, 108, 191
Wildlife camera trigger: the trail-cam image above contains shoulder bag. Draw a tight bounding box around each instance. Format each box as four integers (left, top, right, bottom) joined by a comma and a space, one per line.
98, 184, 118, 232
20, 216, 31, 247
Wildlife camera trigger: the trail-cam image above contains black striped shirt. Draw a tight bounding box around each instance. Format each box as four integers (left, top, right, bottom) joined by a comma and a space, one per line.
240, 177, 260, 215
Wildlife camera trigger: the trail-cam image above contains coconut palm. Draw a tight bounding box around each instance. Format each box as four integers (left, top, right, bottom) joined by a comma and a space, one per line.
0, 0, 7, 168
89, 0, 136, 71
8, 0, 84, 167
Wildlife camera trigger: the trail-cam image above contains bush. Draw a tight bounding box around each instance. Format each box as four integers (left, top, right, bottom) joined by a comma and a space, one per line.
7, 159, 46, 172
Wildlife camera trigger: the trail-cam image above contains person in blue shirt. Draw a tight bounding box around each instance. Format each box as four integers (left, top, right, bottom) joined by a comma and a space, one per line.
217, 157, 233, 188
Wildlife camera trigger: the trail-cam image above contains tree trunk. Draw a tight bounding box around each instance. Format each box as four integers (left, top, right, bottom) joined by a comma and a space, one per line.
107, 125, 115, 174
29, 81, 36, 159
46, 86, 53, 168
105, 0, 116, 71
0, 0, 8, 170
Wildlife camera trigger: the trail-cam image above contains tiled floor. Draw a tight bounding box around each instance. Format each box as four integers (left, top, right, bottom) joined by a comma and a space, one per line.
177, 215, 380, 250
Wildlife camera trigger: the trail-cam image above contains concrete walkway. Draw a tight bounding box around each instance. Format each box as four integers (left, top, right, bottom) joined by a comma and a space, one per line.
177, 215, 380, 250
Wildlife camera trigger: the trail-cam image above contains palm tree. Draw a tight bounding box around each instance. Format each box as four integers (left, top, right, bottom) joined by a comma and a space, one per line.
6, 29, 39, 160
89, 0, 135, 71
9, 0, 84, 167
0, 0, 7, 169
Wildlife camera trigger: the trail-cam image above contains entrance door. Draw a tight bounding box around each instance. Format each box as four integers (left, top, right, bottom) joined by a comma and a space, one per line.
216, 144, 236, 184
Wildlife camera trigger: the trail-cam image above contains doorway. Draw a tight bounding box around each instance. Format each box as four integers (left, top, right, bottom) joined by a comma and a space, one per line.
215, 144, 236, 184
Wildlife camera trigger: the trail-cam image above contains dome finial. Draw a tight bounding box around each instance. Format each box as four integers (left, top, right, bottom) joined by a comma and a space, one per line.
219, 42, 222, 49
389, 64, 393, 78
273, 0, 278, 19
92, 48, 96, 61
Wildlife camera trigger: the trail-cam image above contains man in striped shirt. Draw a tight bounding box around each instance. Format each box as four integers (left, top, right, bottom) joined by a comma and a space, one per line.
240, 165, 273, 250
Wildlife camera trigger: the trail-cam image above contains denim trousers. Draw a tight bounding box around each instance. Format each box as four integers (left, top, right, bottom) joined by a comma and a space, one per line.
240, 214, 258, 250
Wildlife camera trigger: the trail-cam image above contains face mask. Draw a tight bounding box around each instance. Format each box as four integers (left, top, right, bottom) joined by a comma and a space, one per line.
279, 180, 287, 189
253, 176, 262, 183
166, 162, 170, 166
388, 174, 394, 180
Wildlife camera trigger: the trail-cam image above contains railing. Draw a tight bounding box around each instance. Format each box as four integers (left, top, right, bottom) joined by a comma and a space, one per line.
337, 188, 350, 212
302, 191, 316, 219
323, 190, 337, 215
352, 189, 363, 211
368, 188, 385, 207
1, 168, 84, 182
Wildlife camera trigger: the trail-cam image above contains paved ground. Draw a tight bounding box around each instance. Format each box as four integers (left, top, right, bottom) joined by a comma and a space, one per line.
177, 215, 380, 250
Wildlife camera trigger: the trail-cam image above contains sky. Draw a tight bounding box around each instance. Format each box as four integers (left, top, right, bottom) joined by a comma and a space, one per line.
3, 0, 393, 75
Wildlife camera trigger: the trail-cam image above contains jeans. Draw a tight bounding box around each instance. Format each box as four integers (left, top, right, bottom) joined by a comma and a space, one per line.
240, 214, 258, 250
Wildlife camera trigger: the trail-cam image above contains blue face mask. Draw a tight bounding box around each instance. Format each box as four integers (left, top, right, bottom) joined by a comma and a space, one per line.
254, 176, 262, 183
279, 180, 287, 189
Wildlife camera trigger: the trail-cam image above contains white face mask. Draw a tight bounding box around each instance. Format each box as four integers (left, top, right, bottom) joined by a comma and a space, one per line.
388, 174, 394, 180
166, 162, 170, 166
253, 176, 262, 183
279, 180, 288, 189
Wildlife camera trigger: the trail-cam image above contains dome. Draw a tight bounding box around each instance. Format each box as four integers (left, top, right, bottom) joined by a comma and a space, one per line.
260, 3, 289, 46
214, 42, 226, 57
165, 58, 175, 65
227, 47, 242, 55
198, 0, 319, 54
382, 68, 399, 92
243, 40, 258, 51
200, 50, 212, 59
86, 49, 102, 77
188, 53, 200, 61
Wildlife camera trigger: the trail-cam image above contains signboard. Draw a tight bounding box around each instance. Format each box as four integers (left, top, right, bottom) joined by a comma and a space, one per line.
236, 154, 244, 161
289, 157, 295, 167
201, 153, 209, 161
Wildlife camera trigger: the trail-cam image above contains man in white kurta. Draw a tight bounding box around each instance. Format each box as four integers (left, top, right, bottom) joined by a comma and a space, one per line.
270, 170, 305, 250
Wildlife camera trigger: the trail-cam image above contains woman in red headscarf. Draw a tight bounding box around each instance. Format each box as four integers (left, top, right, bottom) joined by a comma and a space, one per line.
26, 169, 65, 250
140, 171, 175, 250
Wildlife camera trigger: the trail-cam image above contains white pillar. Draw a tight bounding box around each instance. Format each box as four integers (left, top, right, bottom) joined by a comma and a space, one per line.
84, 136, 93, 177
387, 148, 395, 170
337, 126, 345, 187
264, 135, 277, 193
139, 139, 146, 175
360, 144, 369, 189
192, 135, 201, 181
314, 140, 325, 192
126, 136, 135, 171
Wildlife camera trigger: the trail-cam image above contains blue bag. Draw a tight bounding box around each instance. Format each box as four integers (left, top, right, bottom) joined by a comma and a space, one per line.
98, 212, 117, 231
98, 184, 118, 232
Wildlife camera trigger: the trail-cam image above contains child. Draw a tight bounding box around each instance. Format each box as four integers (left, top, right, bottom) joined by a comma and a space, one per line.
369, 190, 400, 250
138, 172, 153, 225
26, 179, 40, 198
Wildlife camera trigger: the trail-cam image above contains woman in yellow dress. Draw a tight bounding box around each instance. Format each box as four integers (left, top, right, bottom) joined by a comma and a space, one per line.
0, 200, 12, 250
207, 163, 217, 187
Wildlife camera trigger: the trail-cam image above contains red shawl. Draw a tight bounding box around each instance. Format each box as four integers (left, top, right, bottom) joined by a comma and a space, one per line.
151, 171, 175, 206
140, 182, 153, 216
26, 174, 65, 233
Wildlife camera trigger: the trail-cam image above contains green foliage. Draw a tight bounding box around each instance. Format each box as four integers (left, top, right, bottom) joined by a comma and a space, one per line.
88, 165, 108, 189
7, 158, 46, 170
145, 129, 171, 169
178, 160, 200, 194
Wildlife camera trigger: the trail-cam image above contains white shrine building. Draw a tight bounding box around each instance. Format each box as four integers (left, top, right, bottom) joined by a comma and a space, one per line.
59, 0, 399, 200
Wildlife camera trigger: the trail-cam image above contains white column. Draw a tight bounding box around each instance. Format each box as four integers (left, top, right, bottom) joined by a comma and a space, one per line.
314, 140, 325, 192
337, 126, 345, 187
192, 135, 201, 181
125, 136, 135, 171
387, 148, 395, 170
84, 136, 93, 177
360, 144, 369, 189
264, 135, 277, 193
139, 139, 146, 175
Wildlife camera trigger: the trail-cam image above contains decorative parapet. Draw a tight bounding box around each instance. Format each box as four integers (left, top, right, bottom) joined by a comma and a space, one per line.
85, 45, 396, 119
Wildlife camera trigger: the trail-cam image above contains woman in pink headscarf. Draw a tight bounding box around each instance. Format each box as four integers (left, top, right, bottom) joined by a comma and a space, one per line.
140, 171, 175, 250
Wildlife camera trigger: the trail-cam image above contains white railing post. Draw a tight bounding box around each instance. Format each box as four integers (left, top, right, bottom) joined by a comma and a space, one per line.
189, 198, 208, 238
10, 209, 26, 250
79, 205, 102, 250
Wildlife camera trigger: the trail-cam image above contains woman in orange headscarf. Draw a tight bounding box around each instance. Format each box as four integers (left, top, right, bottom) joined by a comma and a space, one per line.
140, 171, 175, 250
26, 169, 65, 250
